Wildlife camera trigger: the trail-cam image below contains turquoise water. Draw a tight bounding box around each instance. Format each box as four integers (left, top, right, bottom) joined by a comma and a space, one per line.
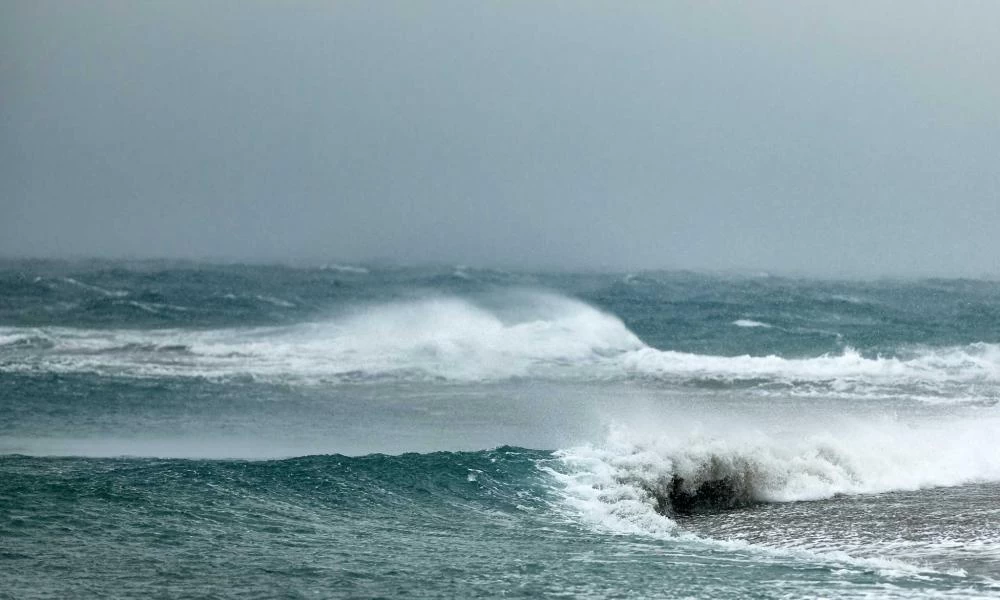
2, 260, 999, 598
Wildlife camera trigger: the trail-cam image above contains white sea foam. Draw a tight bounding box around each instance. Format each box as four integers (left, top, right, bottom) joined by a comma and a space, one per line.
2, 294, 1000, 398
547, 418, 1000, 581
732, 319, 772, 328
0, 293, 643, 382
320, 264, 369, 274
255, 295, 296, 308
555, 418, 1000, 507
622, 344, 1000, 390
60, 277, 129, 297
0, 332, 32, 347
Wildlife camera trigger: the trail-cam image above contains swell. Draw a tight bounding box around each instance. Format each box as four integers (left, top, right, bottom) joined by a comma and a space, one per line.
0, 447, 552, 521
7, 425, 999, 525
2, 293, 999, 405
4, 449, 995, 595
0, 293, 645, 382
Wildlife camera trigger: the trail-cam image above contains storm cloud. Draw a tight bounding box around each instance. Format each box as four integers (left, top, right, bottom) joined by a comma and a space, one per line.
2, 1, 998, 275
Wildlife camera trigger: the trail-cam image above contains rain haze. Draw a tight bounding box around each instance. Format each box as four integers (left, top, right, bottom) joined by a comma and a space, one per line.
7, 5, 1000, 596
2, 1, 998, 276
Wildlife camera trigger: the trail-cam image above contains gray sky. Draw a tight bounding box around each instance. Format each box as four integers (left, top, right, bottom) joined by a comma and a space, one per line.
2, 1, 998, 275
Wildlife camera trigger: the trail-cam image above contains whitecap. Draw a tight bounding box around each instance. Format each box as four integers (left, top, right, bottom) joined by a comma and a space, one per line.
732, 319, 772, 328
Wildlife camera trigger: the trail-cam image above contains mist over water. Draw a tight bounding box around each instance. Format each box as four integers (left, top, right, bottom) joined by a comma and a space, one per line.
4, 1, 1000, 596
3, 3, 1000, 275
2, 261, 1000, 597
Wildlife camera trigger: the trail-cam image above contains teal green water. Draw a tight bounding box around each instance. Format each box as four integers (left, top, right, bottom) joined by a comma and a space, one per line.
2, 260, 999, 598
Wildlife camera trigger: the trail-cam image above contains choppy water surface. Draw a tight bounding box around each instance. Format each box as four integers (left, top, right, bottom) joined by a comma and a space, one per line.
2, 260, 999, 598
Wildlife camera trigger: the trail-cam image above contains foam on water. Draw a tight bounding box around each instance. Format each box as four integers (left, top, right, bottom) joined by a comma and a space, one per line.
732, 319, 772, 328
0, 332, 32, 347
6, 264, 1000, 598
556, 417, 1000, 506
548, 418, 1000, 583
0, 293, 643, 381
319, 263, 369, 274
623, 344, 1000, 385
2, 293, 1000, 403
59, 277, 130, 298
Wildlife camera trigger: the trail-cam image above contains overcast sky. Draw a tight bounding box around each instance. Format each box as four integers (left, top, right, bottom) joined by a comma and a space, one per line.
2, 1, 998, 275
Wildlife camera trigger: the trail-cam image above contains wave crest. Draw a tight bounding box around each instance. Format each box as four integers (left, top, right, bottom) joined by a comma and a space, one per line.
0, 293, 644, 382
622, 344, 1000, 404
2, 293, 1000, 401
553, 417, 1000, 534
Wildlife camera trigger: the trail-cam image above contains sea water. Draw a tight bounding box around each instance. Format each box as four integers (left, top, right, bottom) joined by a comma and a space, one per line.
1, 260, 998, 598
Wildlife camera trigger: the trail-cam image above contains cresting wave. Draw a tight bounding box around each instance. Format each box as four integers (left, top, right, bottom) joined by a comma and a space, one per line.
3, 446, 994, 594
623, 344, 1000, 392
550, 416, 1000, 527
2, 292, 1000, 396
0, 293, 641, 381
544, 420, 1000, 584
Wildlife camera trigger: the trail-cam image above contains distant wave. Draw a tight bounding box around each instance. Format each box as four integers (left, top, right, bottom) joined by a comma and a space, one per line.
0, 293, 642, 382
732, 319, 772, 328
319, 264, 369, 274
623, 344, 1000, 387
2, 293, 999, 403
0, 332, 46, 349
59, 277, 129, 298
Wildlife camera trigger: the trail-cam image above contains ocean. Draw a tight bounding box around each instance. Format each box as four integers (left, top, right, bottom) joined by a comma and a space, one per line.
1, 259, 998, 598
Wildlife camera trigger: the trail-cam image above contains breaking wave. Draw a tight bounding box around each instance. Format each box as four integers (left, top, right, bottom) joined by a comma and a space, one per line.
0, 293, 641, 382
2, 293, 1000, 401
551, 416, 1000, 528
623, 344, 1000, 396
732, 319, 772, 328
